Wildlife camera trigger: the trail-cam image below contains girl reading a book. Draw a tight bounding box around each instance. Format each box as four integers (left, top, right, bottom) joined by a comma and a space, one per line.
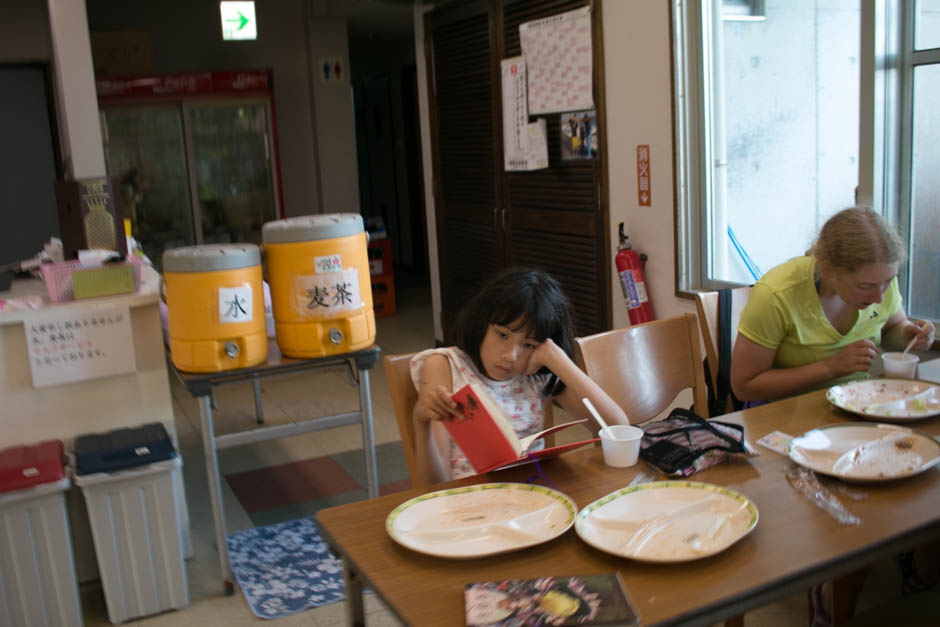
411, 268, 629, 484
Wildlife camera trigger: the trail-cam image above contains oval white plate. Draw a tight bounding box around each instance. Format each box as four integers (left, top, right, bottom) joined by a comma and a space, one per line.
827, 379, 940, 421
574, 481, 758, 563
788, 423, 940, 482
386, 483, 577, 559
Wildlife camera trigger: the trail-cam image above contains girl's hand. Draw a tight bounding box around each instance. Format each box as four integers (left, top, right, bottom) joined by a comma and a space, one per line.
827, 339, 879, 377
524, 337, 564, 375
414, 385, 459, 422
904, 319, 936, 351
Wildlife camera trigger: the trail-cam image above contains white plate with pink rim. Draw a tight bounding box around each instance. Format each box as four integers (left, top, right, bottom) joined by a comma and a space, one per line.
385, 482, 577, 559
826, 379, 940, 421
574, 481, 758, 563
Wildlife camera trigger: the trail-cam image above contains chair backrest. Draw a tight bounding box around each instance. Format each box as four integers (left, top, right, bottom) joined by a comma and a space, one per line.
384, 352, 556, 488
573, 313, 709, 425
384, 353, 422, 487
693, 287, 752, 412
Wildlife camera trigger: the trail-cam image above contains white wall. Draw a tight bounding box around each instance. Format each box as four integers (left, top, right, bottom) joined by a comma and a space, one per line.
602, 0, 693, 330
308, 18, 360, 214
0, 0, 51, 60
47, 0, 105, 179
414, 3, 442, 340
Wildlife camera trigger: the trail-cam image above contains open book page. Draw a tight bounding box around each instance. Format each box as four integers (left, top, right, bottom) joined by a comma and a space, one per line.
518, 419, 590, 452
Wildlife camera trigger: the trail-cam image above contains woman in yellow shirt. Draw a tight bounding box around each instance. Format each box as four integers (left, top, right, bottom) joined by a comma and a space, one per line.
730, 207, 937, 626
731, 207, 935, 402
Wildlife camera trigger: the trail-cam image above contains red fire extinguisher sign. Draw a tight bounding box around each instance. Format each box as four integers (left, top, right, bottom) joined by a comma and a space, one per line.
615, 222, 654, 325
637, 145, 651, 207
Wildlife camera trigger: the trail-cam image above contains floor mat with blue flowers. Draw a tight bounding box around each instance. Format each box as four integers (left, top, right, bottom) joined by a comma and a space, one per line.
227, 517, 345, 619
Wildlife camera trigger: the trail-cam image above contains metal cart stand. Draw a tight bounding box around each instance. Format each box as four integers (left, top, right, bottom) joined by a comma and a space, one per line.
170, 340, 380, 594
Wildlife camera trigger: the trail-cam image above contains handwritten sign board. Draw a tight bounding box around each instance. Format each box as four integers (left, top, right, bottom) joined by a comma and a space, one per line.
291, 268, 362, 319
25, 304, 136, 388
219, 285, 253, 323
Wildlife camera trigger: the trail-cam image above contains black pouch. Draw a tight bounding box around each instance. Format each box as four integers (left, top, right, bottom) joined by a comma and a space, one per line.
639, 407, 751, 476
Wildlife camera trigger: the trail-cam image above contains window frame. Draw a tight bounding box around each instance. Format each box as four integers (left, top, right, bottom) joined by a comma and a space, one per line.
673, 0, 926, 297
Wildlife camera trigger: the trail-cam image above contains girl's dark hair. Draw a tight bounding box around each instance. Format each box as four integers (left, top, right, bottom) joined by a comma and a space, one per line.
455, 268, 576, 391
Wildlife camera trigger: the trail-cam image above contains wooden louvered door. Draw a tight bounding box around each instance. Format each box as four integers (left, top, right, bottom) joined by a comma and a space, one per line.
426, 0, 504, 340
426, 0, 610, 342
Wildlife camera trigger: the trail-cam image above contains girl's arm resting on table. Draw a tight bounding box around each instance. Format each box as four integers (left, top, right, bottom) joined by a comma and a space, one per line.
527, 339, 630, 428
730, 334, 878, 401
412, 353, 455, 485
881, 310, 936, 352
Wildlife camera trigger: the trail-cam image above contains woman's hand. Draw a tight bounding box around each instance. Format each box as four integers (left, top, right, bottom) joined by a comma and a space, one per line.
826, 339, 879, 377
414, 384, 458, 423
903, 319, 936, 351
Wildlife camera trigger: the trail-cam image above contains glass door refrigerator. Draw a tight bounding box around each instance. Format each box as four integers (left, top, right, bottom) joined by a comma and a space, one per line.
97, 71, 283, 267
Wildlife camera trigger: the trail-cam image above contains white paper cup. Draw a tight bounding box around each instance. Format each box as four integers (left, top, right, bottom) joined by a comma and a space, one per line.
599, 425, 644, 468
882, 352, 919, 379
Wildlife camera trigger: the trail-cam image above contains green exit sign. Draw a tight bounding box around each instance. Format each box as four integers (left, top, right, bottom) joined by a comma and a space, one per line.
220, 1, 257, 41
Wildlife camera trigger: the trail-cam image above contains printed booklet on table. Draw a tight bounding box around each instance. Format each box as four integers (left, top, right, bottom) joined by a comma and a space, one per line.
447, 383, 599, 474
465, 573, 639, 626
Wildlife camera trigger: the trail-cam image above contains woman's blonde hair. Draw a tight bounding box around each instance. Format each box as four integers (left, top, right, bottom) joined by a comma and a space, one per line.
809, 207, 905, 274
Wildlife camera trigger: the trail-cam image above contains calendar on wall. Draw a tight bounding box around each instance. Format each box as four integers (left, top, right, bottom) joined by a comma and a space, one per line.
520, 6, 594, 115
25, 303, 136, 388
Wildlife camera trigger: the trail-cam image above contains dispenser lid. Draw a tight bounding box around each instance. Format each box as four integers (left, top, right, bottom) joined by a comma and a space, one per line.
262, 213, 364, 244
162, 244, 261, 273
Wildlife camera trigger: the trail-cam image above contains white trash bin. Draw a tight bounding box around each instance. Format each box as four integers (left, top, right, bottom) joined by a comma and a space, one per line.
74, 424, 188, 624
0, 441, 83, 627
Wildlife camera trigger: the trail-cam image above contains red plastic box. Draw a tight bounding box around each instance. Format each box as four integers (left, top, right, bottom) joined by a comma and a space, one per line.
0, 440, 66, 494
367, 238, 392, 277
371, 273, 396, 318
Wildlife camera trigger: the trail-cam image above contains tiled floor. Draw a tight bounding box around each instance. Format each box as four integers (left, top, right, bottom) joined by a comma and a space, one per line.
77, 276, 909, 626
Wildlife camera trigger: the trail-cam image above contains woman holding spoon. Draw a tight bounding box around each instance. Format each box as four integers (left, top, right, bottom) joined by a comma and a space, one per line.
731, 206, 935, 403
729, 207, 937, 626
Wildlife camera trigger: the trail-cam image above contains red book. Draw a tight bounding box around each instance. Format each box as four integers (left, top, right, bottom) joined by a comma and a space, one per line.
447, 383, 599, 474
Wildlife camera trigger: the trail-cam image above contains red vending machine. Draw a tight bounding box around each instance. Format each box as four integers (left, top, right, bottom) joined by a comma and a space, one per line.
96, 70, 284, 267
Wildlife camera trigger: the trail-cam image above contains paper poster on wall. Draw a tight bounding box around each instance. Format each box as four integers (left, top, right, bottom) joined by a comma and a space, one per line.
25, 304, 136, 388
501, 57, 548, 171
561, 110, 598, 160
501, 56, 530, 171
519, 6, 594, 115
525, 119, 549, 169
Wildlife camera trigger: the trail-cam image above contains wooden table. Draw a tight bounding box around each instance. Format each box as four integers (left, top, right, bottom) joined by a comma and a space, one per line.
171, 342, 380, 593
316, 389, 940, 626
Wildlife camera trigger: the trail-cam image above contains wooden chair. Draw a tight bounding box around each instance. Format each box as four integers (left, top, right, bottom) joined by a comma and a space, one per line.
576, 316, 740, 627
383, 353, 423, 488
573, 313, 709, 426
383, 352, 556, 489
693, 287, 752, 414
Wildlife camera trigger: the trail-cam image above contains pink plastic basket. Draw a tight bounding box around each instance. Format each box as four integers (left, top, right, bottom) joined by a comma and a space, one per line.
40, 258, 141, 303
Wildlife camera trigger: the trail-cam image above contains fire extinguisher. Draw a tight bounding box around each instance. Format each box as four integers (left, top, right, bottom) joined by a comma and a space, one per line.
615, 222, 654, 325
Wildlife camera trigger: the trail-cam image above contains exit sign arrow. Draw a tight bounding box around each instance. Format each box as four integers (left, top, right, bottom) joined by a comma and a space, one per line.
226, 11, 249, 30
220, 2, 257, 40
